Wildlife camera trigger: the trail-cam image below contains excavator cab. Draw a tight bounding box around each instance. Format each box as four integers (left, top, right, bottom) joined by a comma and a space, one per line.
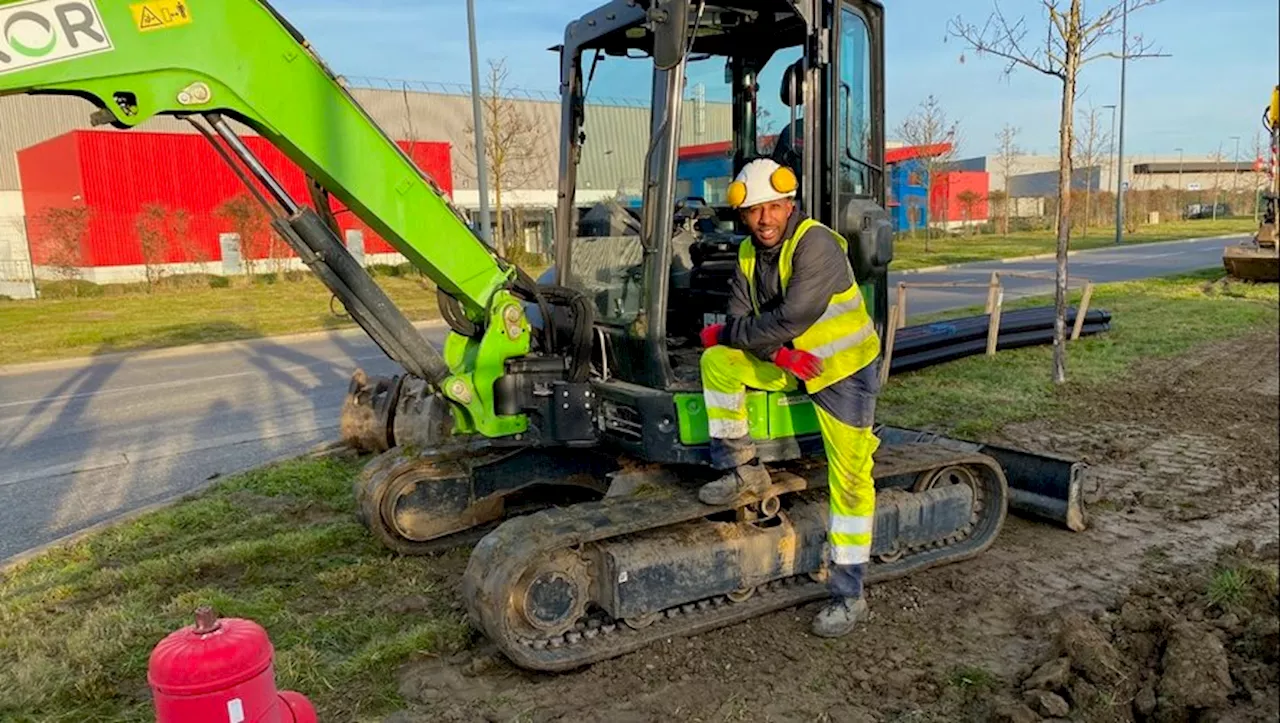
548, 0, 894, 462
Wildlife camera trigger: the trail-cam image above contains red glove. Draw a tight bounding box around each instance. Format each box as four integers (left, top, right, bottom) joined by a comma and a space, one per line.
773, 347, 823, 380
700, 323, 724, 347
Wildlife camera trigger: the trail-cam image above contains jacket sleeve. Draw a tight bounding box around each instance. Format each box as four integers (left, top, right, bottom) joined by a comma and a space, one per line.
721, 226, 854, 358
726, 263, 754, 320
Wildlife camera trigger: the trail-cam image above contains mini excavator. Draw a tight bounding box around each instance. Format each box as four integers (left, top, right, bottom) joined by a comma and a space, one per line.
0, 0, 1088, 671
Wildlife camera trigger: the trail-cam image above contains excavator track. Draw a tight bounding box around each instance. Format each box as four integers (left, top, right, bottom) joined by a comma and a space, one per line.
354, 444, 619, 555
462, 443, 1008, 672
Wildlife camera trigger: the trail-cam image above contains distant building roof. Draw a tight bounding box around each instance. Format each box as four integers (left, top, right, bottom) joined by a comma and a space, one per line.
1133, 161, 1259, 174
885, 143, 953, 164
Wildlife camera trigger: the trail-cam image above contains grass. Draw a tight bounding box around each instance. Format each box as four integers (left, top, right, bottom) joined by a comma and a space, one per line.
878, 267, 1279, 438
1206, 561, 1280, 614
0, 456, 473, 723
0, 274, 444, 365
892, 217, 1257, 270
0, 267, 1275, 721
946, 665, 999, 694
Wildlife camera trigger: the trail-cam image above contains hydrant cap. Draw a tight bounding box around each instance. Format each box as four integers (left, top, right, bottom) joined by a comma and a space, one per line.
147, 607, 274, 695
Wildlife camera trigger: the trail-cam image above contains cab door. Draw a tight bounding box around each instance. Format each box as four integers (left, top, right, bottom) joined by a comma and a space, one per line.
830, 0, 892, 336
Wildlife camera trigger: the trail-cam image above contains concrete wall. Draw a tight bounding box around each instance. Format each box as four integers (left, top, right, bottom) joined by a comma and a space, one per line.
0, 191, 35, 299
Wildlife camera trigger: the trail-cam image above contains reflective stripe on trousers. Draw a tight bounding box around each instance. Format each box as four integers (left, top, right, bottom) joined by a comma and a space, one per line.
814, 405, 878, 567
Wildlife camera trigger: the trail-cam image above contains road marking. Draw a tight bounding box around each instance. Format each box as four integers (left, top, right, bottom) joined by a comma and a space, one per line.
0, 354, 386, 409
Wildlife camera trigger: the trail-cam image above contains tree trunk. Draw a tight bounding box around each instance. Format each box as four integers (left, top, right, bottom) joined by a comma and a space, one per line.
494, 179, 505, 255
924, 174, 933, 253
1052, 3, 1081, 386
1083, 176, 1091, 236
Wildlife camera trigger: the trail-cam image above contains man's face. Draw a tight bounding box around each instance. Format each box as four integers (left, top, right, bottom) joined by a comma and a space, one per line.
739, 198, 794, 247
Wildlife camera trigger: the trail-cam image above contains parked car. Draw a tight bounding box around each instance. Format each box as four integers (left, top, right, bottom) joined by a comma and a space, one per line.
1181, 202, 1231, 220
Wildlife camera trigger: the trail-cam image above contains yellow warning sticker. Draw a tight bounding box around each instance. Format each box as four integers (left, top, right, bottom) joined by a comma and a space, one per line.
130, 1, 192, 32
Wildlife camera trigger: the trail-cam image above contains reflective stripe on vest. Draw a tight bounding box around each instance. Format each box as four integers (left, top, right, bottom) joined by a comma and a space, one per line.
738, 218, 880, 392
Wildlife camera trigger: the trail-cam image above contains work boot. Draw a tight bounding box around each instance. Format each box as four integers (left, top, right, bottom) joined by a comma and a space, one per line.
698, 461, 770, 505
811, 596, 869, 638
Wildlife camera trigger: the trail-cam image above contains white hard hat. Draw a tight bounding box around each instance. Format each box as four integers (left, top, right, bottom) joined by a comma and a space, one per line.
726, 158, 798, 209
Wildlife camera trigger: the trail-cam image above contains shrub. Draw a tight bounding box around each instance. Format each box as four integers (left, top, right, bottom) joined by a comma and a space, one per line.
367, 263, 403, 277
38, 279, 103, 299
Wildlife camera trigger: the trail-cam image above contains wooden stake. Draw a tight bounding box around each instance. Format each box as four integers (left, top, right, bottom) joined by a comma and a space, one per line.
1071, 282, 1095, 341
986, 284, 1004, 357
985, 272, 1000, 314
896, 283, 907, 329
880, 304, 898, 386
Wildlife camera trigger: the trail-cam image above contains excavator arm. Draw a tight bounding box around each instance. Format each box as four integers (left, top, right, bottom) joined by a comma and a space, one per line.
0, 0, 549, 439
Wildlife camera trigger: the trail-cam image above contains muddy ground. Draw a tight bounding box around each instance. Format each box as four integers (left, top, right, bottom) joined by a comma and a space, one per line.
386, 329, 1280, 723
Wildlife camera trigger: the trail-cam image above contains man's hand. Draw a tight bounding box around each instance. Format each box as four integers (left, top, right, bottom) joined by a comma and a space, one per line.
773, 347, 823, 380
700, 323, 725, 348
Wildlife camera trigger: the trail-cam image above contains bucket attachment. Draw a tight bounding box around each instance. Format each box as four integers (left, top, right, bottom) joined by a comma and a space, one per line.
877, 425, 1088, 532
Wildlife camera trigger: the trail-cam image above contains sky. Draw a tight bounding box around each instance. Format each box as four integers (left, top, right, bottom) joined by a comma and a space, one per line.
271, 0, 1279, 160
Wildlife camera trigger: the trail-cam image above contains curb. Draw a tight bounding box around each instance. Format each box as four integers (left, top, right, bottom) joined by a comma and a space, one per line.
0, 437, 353, 574
894, 232, 1246, 275
0, 319, 448, 377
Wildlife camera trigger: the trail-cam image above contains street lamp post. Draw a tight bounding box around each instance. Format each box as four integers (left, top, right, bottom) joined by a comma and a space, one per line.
1230, 135, 1241, 213
1113, 0, 1128, 244
467, 0, 492, 246
1175, 147, 1183, 215
1104, 104, 1117, 193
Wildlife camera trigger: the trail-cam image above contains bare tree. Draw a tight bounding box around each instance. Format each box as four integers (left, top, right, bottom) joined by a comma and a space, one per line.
1074, 104, 1110, 234
949, 0, 1165, 384
167, 208, 201, 269
896, 95, 961, 251
993, 123, 1022, 235
987, 189, 1008, 233
215, 193, 270, 278
35, 206, 91, 286
957, 189, 984, 233
1251, 130, 1270, 221
462, 57, 546, 255
1209, 142, 1226, 221
136, 203, 171, 291
135, 203, 199, 290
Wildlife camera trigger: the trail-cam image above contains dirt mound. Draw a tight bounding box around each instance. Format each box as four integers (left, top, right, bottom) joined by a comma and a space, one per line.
1017, 541, 1279, 723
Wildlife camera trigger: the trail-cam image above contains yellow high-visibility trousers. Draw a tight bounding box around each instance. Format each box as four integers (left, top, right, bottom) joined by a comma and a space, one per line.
700, 345, 878, 595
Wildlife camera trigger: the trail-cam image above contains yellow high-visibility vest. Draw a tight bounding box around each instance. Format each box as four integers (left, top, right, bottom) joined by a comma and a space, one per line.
738, 217, 880, 392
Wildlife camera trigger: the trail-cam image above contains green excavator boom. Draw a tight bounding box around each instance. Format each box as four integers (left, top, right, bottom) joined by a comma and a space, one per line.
0, 0, 535, 438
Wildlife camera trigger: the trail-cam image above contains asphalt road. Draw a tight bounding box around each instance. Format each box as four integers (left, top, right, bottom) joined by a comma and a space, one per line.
0, 233, 1246, 563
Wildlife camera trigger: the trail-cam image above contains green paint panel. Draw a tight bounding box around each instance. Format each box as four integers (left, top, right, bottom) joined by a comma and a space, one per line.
675, 390, 820, 445
767, 391, 821, 438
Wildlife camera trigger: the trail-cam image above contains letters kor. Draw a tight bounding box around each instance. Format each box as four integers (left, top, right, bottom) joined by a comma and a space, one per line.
0, 0, 112, 74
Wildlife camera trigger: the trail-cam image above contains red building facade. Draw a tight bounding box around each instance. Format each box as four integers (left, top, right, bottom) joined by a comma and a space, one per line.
929, 170, 989, 224
18, 130, 453, 269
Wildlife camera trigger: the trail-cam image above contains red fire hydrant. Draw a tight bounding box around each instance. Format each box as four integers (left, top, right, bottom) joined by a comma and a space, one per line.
148, 606, 318, 723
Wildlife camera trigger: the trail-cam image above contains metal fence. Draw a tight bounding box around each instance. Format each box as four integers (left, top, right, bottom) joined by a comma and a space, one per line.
0, 258, 36, 300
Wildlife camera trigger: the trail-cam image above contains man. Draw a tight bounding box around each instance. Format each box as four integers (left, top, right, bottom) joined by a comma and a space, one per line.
698, 157, 882, 638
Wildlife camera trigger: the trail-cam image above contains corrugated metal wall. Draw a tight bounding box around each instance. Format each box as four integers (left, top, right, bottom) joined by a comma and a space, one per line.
1, 86, 732, 194
19, 130, 453, 267
931, 171, 990, 222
